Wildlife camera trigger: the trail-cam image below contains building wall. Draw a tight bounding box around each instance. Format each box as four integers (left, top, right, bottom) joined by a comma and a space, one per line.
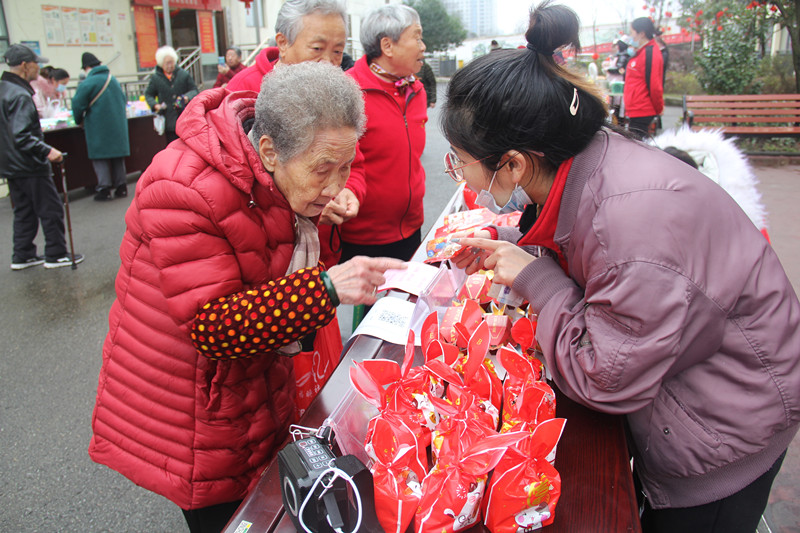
4, 0, 139, 75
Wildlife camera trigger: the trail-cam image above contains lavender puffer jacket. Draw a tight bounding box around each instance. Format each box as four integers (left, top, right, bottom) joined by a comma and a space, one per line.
513, 130, 800, 509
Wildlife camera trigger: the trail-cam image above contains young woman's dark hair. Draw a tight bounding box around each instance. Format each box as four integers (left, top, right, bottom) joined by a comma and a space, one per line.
441, 0, 608, 169
50, 68, 70, 82
39, 65, 54, 80
631, 17, 656, 39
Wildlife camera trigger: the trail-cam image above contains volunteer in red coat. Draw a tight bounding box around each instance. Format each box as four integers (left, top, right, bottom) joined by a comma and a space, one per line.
623, 16, 664, 138
88, 62, 403, 532
227, 0, 365, 269
341, 4, 427, 263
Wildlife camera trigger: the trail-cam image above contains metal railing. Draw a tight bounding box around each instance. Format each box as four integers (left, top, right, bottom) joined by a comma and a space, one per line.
177, 46, 203, 87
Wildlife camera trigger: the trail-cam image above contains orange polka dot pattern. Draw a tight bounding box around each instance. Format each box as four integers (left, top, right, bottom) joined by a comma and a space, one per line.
190, 266, 336, 360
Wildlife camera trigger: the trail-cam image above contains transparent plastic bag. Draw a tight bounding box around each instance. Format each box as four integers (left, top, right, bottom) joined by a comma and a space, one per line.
153, 114, 165, 136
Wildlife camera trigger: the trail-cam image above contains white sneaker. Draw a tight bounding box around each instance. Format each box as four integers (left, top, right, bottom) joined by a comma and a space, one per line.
44, 254, 85, 269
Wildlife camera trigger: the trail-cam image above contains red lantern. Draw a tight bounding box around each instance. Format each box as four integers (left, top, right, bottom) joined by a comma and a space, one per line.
592, 52, 599, 60
238, 0, 252, 9
665, 11, 672, 17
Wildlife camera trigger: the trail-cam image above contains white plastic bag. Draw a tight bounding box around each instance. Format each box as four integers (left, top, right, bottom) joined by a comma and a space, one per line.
153, 114, 165, 136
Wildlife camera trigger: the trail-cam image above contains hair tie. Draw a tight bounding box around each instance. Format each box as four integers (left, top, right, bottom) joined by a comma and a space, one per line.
526, 42, 538, 53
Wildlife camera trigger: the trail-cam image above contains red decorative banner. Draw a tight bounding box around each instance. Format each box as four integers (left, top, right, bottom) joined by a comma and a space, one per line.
134, 5, 159, 68
133, 0, 222, 13
198, 10, 216, 54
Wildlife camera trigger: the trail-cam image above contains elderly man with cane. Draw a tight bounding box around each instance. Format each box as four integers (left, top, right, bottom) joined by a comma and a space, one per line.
1, 44, 84, 270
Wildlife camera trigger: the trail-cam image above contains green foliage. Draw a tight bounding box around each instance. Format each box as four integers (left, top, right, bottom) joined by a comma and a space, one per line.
755, 53, 796, 93
678, 0, 800, 92
404, 0, 467, 53
665, 71, 703, 94
694, 22, 760, 94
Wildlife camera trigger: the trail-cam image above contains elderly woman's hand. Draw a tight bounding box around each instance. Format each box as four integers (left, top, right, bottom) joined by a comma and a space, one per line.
327, 256, 406, 305
320, 188, 360, 226
453, 237, 535, 286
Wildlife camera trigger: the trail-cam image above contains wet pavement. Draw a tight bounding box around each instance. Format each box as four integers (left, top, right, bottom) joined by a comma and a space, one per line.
0, 100, 798, 532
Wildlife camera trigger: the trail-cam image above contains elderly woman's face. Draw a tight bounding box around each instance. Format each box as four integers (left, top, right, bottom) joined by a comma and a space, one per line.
162, 56, 176, 74
384, 23, 426, 77
261, 128, 358, 218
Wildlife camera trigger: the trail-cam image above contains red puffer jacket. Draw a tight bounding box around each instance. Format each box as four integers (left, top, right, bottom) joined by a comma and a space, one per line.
342, 56, 427, 245
89, 89, 299, 510
226, 46, 278, 93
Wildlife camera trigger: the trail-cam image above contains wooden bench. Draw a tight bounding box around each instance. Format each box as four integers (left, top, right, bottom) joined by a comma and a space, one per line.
682, 94, 800, 137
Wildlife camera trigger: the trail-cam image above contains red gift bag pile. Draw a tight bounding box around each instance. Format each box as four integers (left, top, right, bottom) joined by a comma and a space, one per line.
350, 297, 567, 533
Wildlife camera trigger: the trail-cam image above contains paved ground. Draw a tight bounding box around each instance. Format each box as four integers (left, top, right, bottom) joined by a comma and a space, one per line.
0, 96, 798, 532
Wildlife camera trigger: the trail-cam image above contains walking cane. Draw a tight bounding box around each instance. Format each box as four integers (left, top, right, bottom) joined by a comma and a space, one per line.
59, 152, 78, 270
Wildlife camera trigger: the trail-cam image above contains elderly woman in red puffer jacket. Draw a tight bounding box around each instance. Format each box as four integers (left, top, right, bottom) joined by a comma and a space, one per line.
89, 62, 404, 532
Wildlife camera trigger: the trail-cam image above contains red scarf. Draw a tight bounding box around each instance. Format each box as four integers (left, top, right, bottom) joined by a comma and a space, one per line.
517, 158, 574, 273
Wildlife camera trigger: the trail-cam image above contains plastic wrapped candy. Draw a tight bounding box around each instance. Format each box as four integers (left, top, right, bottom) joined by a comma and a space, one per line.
441, 299, 483, 348
350, 330, 440, 446
415, 431, 528, 533
370, 416, 428, 533
429, 386, 498, 465
458, 272, 494, 305
483, 418, 567, 533
500, 379, 556, 434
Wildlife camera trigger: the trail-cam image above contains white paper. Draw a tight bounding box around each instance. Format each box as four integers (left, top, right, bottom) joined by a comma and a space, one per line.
377, 261, 440, 296
350, 297, 420, 346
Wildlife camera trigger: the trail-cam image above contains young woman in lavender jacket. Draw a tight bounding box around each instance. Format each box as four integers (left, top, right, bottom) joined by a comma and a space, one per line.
445, 2, 800, 532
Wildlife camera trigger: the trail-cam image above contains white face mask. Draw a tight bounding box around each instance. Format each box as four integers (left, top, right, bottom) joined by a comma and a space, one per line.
56, 84, 67, 93
475, 170, 533, 214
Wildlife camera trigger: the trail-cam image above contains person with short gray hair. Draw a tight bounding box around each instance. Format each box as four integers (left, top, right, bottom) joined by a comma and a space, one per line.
227, 0, 347, 93
340, 4, 428, 265
249, 62, 365, 162
89, 61, 403, 532
360, 4, 420, 60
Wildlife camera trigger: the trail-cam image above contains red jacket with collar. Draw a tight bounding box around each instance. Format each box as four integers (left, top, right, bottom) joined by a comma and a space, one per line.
226, 46, 278, 93
89, 89, 309, 510
623, 39, 664, 118
342, 56, 427, 245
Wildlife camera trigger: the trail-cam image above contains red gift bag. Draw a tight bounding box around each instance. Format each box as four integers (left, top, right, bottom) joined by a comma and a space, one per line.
292, 316, 343, 419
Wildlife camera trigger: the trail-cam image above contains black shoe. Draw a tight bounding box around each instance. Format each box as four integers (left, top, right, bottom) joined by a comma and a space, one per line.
44, 254, 85, 269
11, 255, 45, 270
94, 189, 112, 201
115, 185, 128, 198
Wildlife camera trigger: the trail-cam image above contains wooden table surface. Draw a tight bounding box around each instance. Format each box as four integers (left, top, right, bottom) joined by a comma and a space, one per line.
222, 332, 641, 533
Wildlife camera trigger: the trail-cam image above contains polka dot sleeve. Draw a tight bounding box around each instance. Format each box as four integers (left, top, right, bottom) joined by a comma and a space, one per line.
190, 265, 336, 360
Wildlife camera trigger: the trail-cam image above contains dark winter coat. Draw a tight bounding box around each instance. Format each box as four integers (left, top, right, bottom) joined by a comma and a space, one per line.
0, 71, 52, 179
72, 65, 130, 159
144, 66, 198, 134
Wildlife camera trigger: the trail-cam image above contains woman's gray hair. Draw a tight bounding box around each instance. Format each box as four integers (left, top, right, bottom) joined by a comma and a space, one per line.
249, 62, 366, 163
155, 46, 178, 68
361, 4, 420, 61
275, 0, 348, 45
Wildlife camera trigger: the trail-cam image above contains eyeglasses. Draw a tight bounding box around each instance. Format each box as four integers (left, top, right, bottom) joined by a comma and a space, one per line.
443, 151, 488, 183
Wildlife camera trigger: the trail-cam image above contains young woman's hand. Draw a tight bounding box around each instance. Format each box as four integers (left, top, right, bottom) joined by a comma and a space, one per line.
448, 229, 493, 273
453, 237, 535, 286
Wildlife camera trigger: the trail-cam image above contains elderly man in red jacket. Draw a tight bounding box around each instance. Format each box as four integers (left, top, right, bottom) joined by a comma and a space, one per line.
227, 0, 361, 269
